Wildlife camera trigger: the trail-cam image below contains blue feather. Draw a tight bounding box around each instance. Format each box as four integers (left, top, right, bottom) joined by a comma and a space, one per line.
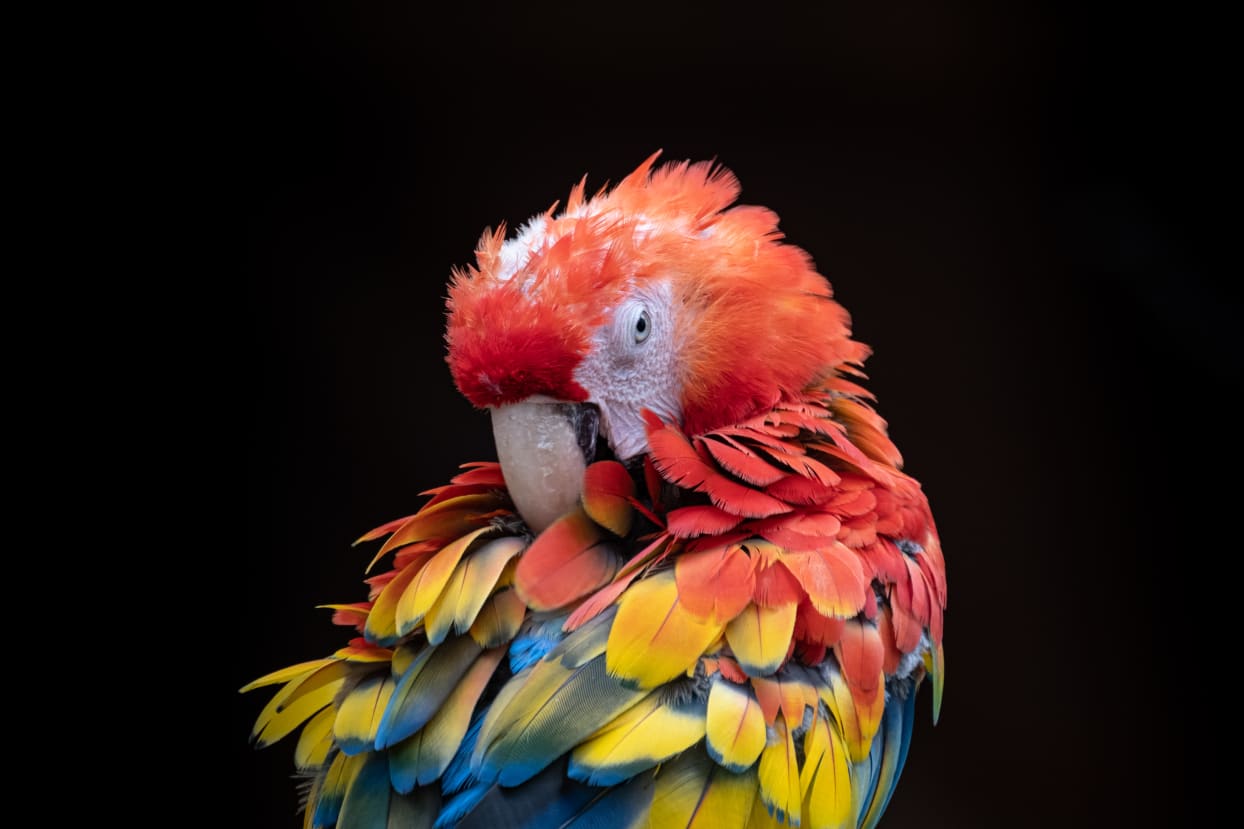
544, 607, 615, 668
311, 791, 343, 827
435, 783, 493, 829
508, 616, 566, 673
858, 678, 919, 829
310, 752, 348, 828
442, 711, 487, 795
558, 771, 654, 828
452, 758, 599, 829
376, 635, 482, 749
852, 723, 884, 817
888, 684, 918, 799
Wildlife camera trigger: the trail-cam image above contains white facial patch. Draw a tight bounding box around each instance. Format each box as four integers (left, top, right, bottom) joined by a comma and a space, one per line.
573, 280, 683, 460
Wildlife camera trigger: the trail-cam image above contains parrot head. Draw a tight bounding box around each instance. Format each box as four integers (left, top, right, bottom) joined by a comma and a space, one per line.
446, 153, 869, 531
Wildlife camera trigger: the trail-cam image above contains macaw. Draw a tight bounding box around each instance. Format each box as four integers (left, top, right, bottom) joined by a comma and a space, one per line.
243, 153, 947, 829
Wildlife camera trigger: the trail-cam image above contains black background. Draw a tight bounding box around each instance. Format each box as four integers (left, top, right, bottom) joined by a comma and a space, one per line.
227, 3, 1234, 826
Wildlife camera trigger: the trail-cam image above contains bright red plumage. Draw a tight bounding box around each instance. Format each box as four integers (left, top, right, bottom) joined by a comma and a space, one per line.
445, 153, 870, 434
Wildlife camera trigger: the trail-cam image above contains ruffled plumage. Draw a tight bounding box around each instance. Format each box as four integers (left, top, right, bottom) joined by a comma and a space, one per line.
246, 381, 946, 826
245, 157, 946, 827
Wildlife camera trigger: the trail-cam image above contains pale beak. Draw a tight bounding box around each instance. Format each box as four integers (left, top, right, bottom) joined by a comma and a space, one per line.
489, 399, 599, 533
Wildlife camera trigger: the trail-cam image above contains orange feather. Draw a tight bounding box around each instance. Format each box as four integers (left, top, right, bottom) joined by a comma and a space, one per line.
514, 508, 616, 612
876, 606, 904, 675
369, 494, 502, 572
781, 544, 869, 620
581, 460, 636, 537
563, 534, 673, 631
354, 514, 417, 545
700, 436, 788, 486
674, 543, 756, 621
764, 474, 837, 506
666, 505, 744, 538
794, 601, 846, 648
753, 512, 843, 552
647, 417, 790, 518
831, 619, 886, 761
751, 560, 806, 609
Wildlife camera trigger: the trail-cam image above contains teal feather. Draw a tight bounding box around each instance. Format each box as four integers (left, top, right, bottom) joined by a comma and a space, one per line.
474, 651, 645, 787
554, 767, 654, 828
377, 635, 482, 749
387, 786, 441, 829
545, 606, 615, 668
336, 751, 443, 828
337, 752, 391, 829
449, 756, 649, 828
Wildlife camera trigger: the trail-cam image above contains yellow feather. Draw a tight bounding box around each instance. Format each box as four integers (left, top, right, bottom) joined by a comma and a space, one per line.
650, 750, 757, 829
799, 712, 827, 799
239, 658, 333, 693
295, 706, 336, 769
396, 526, 495, 637
924, 640, 945, 725
333, 673, 396, 754
606, 570, 723, 689
255, 676, 346, 748
391, 642, 419, 678
724, 602, 796, 677
467, 586, 526, 648
570, 693, 706, 784
800, 714, 854, 829
749, 785, 788, 828
365, 558, 424, 645
318, 750, 366, 806
818, 662, 880, 762
704, 676, 766, 772
422, 580, 456, 647
423, 537, 525, 645
252, 660, 353, 741
757, 716, 801, 826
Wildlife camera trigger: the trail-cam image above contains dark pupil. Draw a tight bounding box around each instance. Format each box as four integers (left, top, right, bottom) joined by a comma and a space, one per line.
636, 316, 647, 334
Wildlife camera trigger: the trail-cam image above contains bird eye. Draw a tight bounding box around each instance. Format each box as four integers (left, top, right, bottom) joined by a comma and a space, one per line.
634, 310, 651, 343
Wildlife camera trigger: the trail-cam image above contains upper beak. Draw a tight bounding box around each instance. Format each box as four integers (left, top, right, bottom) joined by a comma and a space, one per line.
490, 399, 600, 533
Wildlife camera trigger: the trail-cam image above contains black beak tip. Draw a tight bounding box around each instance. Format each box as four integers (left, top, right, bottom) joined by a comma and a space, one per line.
555, 402, 602, 465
